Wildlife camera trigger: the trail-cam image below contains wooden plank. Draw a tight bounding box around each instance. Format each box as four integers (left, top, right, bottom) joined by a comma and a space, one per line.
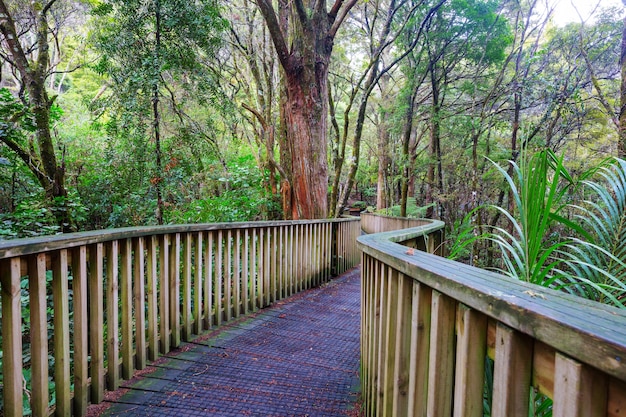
72, 246, 89, 415
243, 228, 249, 314
375, 262, 389, 416
170, 233, 181, 348
426, 291, 456, 417
107, 240, 120, 391
278, 226, 284, 299
182, 233, 192, 341
553, 353, 607, 417
225, 230, 232, 321
264, 227, 270, 305
391, 273, 413, 417
53, 250, 71, 416
360, 254, 369, 411
28, 254, 50, 416
194, 232, 203, 334
146, 236, 159, 361
120, 238, 134, 380
358, 229, 626, 383
407, 282, 433, 417
89, 244, 105, 402
369, 258, 382, 417
608, 378, 626, 417
453, 304, 487, 417
234, 229, 241, 317
532, 341, 555, 398
134, 237, 146, 369
215, 230, 223, 325
492, 323, 533, 417
251, 228, 257, 311
382, 268, 400, 417
267, 229, 278, 305
288, 225, 294, 295
1, 258, 23, 417
305, 224, 311, 289
205, 232, 213, 328
159, 235, 170, 354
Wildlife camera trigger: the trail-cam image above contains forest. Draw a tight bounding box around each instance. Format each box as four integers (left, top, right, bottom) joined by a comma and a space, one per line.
0, 0, 624, 265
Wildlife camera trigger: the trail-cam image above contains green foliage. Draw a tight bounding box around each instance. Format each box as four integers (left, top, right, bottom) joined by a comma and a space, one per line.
560, 158, 626, 306
376, 198, 435, 218
484, 150, 577, 286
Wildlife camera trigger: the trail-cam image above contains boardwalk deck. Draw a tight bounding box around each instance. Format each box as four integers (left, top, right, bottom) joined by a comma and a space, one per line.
88, 268, 361, 417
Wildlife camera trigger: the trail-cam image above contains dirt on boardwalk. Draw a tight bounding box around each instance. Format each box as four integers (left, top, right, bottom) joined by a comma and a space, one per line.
86, 267, 362, 417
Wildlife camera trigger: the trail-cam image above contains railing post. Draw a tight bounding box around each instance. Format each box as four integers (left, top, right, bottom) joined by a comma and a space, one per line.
1, 258, 23, 417
331, 222, 338, 277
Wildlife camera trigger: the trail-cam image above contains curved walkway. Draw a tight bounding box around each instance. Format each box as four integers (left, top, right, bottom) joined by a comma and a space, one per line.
89, 268, 361, 417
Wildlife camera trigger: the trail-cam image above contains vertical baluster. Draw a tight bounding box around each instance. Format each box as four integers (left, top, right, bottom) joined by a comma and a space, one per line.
134, 237, 146, 369
375, 262, 388, 416
194, 232, 204, 334
72, 246, 89, 415
426, 291, 456, 417
492, 323, 532, 417
234, 229, 241, 317
53, 250, 71, 416
381, 268, 400, 416
90, 244, 105, 402
251, 228, 257, 311
28, 254, 49, 415
303, 223, 313, 289
264, 227, 271, 305
182, 233, 192, 341
120, 238, 133, 380
553, 353, 607, 417
146, 236, 159, 361
1, 258, 23, 417
258, 228, 264, 307
159, 234, 170, 354
225, 229, 233, 321
243, 228, 250, 314
170, 233, 181, 348
407, 282, 432, 417
453, 304, 487, 417
271, 226, 277, 302
205, 231, 213, 328
391, 273, 413, 416
215, 230, 223, 325
107, 241, 120, 387
278, 226, 287, 299
295, 224, 301, 292
288, 225, 294, 295
360, 254, 369, 412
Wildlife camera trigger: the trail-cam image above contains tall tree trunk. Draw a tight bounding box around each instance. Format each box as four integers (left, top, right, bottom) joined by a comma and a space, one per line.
376, 114, 390, 211
256, 0, 357, 219
0, 0, 71, 231
153, 0, 164, 224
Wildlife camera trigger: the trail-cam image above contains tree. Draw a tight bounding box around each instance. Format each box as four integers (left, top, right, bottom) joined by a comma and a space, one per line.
254, 0, 358, 219
0, 0, 77, 230
92, 0, 227, 224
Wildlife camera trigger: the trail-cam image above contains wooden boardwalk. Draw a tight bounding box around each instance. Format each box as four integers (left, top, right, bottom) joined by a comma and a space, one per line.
88, 268, 361, 417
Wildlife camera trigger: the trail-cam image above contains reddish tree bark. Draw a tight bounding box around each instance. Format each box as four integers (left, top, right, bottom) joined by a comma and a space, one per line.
255, 0, 357, 219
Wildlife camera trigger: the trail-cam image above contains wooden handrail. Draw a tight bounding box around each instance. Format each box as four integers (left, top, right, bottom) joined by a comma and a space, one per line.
0, 219, 361, 417
358, 222, 626, 417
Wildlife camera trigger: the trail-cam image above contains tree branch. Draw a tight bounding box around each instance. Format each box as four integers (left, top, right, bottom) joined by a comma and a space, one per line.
293, 0, 309, 27
0, 1, 31, 79
241, 102, 288, 179
255, 0, 291, 70
329, 0, 358, 38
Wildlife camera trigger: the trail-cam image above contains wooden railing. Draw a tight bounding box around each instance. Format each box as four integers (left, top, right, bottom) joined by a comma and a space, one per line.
0, 219, 361, 417
358, 222, 626, 417
360, 213, 434, 235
